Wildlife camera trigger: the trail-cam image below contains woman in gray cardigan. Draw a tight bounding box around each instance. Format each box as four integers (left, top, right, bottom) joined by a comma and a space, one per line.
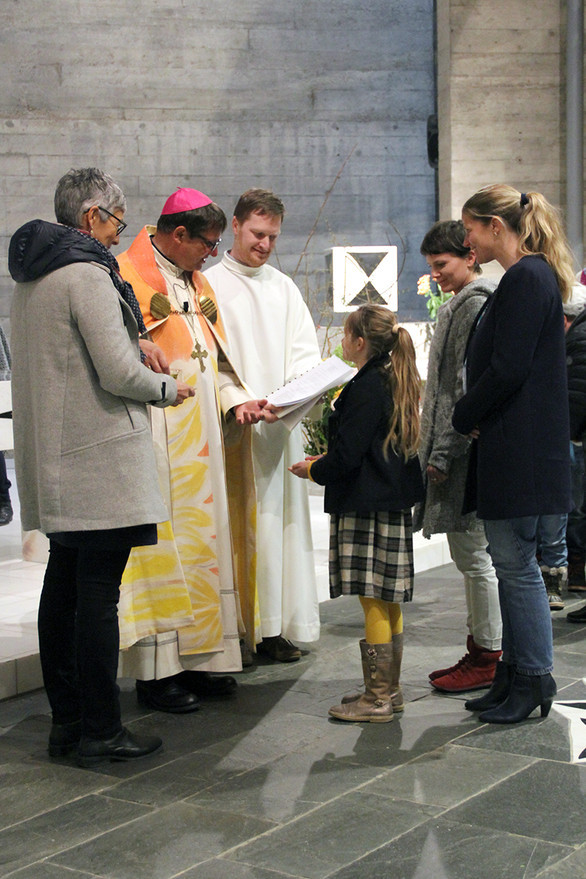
9, 169, 194, 767
414, 221, 502, 692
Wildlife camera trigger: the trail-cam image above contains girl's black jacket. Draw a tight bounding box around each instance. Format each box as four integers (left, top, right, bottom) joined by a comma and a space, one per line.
309, 355, 424, 515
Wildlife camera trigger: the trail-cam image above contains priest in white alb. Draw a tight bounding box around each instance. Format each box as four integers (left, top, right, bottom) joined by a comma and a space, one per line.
205, 189, 321, 662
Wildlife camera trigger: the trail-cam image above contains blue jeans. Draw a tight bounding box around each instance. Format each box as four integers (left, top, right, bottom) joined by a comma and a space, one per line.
536, 513, 568, 568
484, 517, 553, 676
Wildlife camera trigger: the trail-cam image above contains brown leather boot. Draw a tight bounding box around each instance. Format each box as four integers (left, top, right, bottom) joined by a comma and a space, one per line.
341, 635, 404, 712
329, 641, 393, 722
389, 632, 404, 712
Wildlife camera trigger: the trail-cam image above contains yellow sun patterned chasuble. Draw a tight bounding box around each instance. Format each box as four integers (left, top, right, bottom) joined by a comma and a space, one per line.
116, 227, 260, 677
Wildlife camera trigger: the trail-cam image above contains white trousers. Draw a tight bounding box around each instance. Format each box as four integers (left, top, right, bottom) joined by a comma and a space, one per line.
446, 530, 502, 651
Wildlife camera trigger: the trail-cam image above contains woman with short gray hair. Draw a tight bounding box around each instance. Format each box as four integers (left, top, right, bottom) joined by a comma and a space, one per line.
9, 168, 194, 766
54, 167, 127, 229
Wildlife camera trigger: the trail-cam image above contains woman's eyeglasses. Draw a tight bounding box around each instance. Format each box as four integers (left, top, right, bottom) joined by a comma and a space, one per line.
85, 206, 127, 235
98, 206, 127, 235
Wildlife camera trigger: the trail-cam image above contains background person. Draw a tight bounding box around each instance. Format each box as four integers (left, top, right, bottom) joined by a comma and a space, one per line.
415, 220, 502, 693
453, 184, 574, 724
563, 288, 586, 624
291, 305, 424, 722
8, 168, 193, 766
205, 189, 321, 663
537, 285, 586, 611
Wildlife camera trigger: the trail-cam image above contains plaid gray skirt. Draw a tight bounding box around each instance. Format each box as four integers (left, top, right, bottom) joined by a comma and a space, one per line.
329, 509, 414, 603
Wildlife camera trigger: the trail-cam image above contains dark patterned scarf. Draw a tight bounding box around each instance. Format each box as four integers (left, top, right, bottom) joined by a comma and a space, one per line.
70, 228, 147, 335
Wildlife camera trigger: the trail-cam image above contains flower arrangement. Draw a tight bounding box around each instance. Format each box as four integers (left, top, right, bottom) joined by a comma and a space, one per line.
417, 274, 453, 320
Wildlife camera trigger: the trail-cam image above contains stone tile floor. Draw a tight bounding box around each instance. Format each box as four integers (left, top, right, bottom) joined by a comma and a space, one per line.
0, 563, 585, 878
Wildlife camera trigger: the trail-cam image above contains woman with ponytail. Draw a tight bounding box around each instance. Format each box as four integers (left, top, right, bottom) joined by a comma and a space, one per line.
290, 304, 424, 722
453, 184, 574, 724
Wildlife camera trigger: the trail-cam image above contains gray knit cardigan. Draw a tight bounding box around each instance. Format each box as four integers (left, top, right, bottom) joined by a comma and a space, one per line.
413, 277, 496, 537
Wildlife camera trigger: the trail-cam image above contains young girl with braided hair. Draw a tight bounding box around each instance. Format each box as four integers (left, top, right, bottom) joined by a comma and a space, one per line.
290, 304, 424, 722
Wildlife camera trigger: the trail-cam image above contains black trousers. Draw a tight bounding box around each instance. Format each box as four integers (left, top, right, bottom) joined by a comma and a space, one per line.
0, 451, 11, 503
38, 538, 131, 739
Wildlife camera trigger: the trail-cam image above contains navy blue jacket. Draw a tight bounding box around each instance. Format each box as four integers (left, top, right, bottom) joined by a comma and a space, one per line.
310, 355, 424, 515
452, 255, 572, 519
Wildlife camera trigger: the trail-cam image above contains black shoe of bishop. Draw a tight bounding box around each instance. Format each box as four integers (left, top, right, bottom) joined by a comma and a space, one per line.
174, 670, 238, 697
77, 727, 162, 767
136, 678, 200, 713
48, 719, 82, 757
0, 501, 13, 526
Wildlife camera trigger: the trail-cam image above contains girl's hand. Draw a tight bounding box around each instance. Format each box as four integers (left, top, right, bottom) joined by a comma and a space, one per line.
289, 460, 311, 478
289, 454, 323, 479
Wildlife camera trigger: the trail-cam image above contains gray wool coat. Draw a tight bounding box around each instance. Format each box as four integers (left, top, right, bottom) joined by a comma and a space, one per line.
11, 261, 178, 534
413, 277, 496, 537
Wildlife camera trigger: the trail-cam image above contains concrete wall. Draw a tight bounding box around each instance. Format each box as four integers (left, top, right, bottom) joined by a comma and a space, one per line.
437, 0, 583, 266
0, 0, 437, 332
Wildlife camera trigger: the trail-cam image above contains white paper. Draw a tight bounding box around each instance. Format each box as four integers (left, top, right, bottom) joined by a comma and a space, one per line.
266, 356, 355, 407
276, 397, 322, 431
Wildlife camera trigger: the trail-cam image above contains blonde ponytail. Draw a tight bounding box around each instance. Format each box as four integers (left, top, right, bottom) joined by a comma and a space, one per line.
384, 325, 421, 460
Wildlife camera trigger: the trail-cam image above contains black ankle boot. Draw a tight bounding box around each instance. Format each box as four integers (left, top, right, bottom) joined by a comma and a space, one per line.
464, 661, 514, 712
478, 672, 556, 724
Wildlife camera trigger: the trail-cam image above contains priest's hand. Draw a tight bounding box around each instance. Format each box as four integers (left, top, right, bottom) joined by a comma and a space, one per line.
259, 402, 280, 424
233, 399, 267, 424
172, 380, 196, 406
140, 339, 170, 374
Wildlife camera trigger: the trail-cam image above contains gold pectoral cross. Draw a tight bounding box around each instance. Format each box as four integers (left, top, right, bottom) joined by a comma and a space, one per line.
191, 340, 208, 372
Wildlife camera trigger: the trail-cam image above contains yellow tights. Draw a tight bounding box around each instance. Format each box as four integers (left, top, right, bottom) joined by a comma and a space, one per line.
359, 596, 403, 644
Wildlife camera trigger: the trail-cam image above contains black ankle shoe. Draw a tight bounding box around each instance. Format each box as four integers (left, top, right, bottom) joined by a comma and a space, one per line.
566, 602, 586, 623
136, 678, 200, 713
464, 661, 514, 712
0, 501, 13, 526
48, 720, 82, 756
77, 727, 162, 767
174, 670, 237, 697
478, 672, 556, 724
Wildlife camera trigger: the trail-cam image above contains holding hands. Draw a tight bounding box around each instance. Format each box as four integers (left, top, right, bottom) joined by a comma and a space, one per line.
233, 400, 281, 425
